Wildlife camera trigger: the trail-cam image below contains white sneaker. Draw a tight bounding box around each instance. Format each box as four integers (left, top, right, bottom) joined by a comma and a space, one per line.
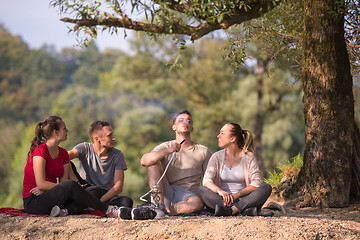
106, 205, 120, 218
50, 205, 61, 217
50, 205, 68, 217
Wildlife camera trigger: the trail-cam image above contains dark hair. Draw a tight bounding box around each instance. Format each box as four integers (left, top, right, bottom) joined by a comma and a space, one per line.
28, 116, 63, 157
88, 120, 111, 140
228, 122, 255, 153
172, 109, 192, 124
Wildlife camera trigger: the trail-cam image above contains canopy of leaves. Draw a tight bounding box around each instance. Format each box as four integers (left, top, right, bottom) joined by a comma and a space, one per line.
50, 0, 282, 44
225, 0, 360, 73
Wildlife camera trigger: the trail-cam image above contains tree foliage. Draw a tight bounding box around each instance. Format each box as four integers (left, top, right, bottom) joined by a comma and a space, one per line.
226, 0, 360, 73
51, 0, 282, 44
0, 26, 66, 122
345, 0, 360, 72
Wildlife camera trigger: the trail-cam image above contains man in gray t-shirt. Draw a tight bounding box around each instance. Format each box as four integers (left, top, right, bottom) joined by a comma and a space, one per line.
68, 121, 133, 208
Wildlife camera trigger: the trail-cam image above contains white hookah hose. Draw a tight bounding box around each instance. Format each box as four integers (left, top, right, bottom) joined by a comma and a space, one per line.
156, 151, 175, 186
140, 139, 185, 203
139, 151, 175, 203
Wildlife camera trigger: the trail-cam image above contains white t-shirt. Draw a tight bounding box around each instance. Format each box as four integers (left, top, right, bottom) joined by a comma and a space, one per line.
220, 161, 246, 194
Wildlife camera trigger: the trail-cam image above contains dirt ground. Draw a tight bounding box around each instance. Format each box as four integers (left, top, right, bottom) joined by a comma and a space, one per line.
1, 202, 359, 240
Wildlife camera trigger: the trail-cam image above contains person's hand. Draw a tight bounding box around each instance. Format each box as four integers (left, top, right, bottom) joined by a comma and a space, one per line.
217, 189, 234, 206
170, 142, 181, 153
76, 181, 89, 188
230, 193, 239, 201
30, 187, 44, 196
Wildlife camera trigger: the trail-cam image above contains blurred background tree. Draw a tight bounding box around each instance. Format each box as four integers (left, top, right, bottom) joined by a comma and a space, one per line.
0, 24, 306, 206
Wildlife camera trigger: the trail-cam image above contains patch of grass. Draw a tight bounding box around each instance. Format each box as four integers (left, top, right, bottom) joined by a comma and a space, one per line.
265, 169, 282, 186
265, 153, 303, 186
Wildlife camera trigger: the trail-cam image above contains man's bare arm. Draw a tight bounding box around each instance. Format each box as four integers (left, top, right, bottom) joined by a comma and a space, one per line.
140, 142, 180, 166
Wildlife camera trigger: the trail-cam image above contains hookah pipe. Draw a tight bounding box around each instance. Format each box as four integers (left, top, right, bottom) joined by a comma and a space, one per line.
140, 138, 186, 217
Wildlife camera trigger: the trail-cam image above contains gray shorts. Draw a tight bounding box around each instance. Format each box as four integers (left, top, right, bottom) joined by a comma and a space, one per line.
163, 182, 196, 207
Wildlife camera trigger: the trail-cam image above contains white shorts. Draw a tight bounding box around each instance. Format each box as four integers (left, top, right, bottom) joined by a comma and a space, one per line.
162, 182, 196, 207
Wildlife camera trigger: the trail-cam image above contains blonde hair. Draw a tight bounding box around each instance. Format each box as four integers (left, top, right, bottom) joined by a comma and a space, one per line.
228, 123, 255, 153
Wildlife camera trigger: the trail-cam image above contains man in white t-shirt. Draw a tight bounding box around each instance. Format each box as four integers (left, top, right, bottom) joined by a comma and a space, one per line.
68, 121, 133, 208
141, 110, 212, 214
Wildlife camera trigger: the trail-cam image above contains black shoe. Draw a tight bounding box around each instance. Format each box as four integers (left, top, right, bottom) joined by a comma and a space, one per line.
131, 207, 157, 220
119, 207, 132, 220
242, 207, 256, 216
215, 205, 233, 217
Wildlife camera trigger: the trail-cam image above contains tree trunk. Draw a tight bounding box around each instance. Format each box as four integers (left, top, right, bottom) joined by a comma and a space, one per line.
297, 0, 359, 207
254, 58, 266, 177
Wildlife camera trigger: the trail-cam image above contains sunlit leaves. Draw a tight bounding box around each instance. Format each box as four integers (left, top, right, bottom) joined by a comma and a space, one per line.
344, 0, 360, 72
224, 0, 303, 69
50, 0, 282, 44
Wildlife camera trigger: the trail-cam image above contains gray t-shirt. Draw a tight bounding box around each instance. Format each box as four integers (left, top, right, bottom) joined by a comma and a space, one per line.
153, 141, 212, 194
74, 142, 127, 190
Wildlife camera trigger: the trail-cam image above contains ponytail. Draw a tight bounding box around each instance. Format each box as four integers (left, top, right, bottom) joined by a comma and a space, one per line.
228, 123, 255, 154
28, 116, 63, 158
28, 122, 44, 158
242, 130, 255, 153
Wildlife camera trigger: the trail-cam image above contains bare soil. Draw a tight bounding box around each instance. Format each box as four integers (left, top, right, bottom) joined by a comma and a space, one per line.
1, 202, 359, 240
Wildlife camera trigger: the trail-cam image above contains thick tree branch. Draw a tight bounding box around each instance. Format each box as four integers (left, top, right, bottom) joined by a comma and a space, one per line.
61, 16, 195, 37
60, 0, 282, 41
59, 16, 232, 40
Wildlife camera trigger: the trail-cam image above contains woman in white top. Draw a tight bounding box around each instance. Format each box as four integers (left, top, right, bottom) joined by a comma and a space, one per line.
198, 123, 272, 216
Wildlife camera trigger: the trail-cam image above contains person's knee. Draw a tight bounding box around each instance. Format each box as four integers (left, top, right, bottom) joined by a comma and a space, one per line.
63, 179, 86, 196
122, 196, 133, 208
62, 179, 78, 189
262, 183, 272, 197
197, 186, 209, 198
86, 186, 104, 198
185, 196, 204, 213
197, 186, 206, 194
56, 180, 78, 199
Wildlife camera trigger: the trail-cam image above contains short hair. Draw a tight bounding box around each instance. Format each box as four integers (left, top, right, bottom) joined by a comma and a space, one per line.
88, 121, 111, 139
172, 109, 192, 124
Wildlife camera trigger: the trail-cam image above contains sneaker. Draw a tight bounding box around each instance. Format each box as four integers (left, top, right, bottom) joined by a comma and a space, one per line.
242, 207, 256, 216
119, 207, 132, 220
106, 205, 120, 218
214, 204, 233, 217
59, 208, 68, 217
131, 207, 157, 220
50, 205, 68, 217
264, 201, 286, 214
50, 205, 61, 217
